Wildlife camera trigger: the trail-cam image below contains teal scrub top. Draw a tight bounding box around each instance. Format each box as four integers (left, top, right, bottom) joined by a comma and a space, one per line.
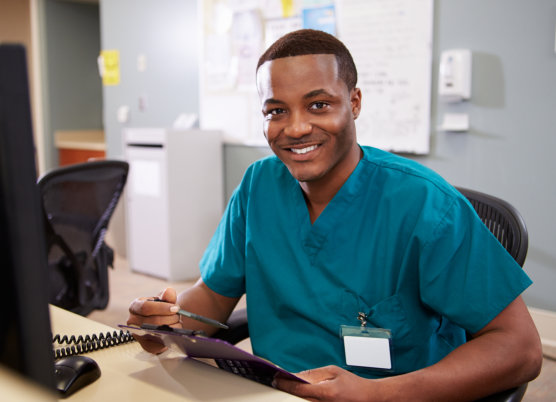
200, 146, 531, 377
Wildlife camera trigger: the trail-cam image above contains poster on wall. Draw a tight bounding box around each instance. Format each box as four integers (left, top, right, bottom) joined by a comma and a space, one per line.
200, 0, 434, 154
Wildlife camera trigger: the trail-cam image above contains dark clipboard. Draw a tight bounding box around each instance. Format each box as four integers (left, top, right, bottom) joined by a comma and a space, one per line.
119, 324, 308, 387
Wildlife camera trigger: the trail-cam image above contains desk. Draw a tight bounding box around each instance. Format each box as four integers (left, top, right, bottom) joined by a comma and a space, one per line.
0, 365, 56, 401
54, 130, 106, 166
50, 306, 301, 401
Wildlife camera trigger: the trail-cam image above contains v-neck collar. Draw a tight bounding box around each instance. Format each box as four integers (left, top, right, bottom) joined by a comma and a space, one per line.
289, 147, 371, 263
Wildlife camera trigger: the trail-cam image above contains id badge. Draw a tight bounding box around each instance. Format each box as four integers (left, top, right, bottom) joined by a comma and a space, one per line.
340, 324, 393, 371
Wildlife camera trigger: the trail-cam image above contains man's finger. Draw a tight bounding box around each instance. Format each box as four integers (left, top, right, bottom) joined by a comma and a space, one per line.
127, 312, 180, 327
274, 378, 318, 400
296, 366, 337, 383
158, 287, 177, 303
129, 297, 180, 317
133, 335, 167, 354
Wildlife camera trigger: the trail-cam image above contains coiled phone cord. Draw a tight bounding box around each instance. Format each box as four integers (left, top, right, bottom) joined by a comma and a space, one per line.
52, 330, 136, 360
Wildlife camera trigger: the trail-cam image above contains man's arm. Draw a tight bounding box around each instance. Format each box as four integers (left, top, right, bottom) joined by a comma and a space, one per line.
276, 296, 542, 402
127, 279, 240, 354
175, 279, 240, 336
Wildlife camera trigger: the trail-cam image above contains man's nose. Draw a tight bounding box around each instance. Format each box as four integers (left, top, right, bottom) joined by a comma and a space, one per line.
284, 112, 312, 138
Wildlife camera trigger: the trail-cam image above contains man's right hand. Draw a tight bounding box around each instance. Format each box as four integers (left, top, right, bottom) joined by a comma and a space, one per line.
127, 287, 181, 354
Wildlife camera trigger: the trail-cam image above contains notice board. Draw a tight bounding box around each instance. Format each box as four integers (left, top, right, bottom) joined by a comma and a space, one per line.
200, 0, 434, 154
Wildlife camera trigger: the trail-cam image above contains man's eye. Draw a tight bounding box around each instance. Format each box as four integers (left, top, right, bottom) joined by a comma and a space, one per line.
310, 102, 328, 110
266, 108, 285, 116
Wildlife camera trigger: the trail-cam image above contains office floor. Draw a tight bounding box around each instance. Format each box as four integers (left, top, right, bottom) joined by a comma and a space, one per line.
88, 256, 555, 401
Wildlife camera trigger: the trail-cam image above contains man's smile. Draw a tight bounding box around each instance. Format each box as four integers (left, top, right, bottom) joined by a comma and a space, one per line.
291, 145, 319, 155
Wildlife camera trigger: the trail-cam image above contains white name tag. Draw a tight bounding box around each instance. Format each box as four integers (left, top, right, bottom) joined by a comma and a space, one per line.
341, 325, 392, 371
344, 335, 392, 369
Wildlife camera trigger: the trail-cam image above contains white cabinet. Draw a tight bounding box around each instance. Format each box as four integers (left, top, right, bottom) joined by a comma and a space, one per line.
124, 128, 222, 280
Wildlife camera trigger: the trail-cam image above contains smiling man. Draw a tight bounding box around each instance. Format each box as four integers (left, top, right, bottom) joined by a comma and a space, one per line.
256, 49, 361, 223
128, 29, 541, 401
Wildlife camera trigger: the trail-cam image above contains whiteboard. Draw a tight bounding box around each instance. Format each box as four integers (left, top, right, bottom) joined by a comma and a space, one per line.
200, 0, 434, 154
336, 0, 434, 154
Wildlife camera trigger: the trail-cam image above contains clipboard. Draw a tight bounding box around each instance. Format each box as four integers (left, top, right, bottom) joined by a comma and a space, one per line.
119, 324, 308, 387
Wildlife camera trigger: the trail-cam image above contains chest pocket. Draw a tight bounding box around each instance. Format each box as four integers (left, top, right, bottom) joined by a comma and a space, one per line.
367, 294, 411, 337
363, 294, 414, 375
336, 292, 413, 376
364, 294, 463, 375
336, 292, 412, 343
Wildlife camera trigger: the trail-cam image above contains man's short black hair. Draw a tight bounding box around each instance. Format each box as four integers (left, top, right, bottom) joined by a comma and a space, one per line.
256, 29, 358, 90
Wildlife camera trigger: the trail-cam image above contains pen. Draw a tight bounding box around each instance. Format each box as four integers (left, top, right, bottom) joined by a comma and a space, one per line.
151, 298, 229, 330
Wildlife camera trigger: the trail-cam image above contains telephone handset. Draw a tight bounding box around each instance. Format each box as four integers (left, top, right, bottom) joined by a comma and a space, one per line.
52, 330, 136, 359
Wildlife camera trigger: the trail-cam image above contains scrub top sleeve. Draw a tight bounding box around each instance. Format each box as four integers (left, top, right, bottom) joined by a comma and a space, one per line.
200, 185, 247, 298
418, 197, 532, 334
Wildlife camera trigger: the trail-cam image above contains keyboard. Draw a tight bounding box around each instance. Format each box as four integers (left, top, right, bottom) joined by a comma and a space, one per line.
215, 358, 272, 385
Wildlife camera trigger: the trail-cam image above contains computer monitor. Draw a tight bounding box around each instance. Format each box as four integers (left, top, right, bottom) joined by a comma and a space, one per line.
0, 43, 56, 390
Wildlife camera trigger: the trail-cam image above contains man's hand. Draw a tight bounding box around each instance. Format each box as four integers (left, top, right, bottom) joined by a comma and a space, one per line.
275, 366, 382, 402
127, 280, 241, 354
127, 287, 181, 354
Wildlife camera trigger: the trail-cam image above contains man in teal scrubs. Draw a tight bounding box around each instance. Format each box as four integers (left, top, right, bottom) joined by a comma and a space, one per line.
128, 29, 541, 400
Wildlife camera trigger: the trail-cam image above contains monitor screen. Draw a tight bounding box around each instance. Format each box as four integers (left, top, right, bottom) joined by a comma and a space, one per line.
0, 43, 56, 390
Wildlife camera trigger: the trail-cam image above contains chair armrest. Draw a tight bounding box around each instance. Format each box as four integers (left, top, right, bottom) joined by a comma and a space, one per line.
213, 308, 249, 345
475, 383, 528, 402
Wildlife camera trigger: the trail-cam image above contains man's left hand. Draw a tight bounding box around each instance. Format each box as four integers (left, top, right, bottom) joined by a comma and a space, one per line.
274, 365, 382, 402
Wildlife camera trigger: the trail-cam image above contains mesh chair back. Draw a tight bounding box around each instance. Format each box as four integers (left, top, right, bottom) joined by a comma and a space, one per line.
38, 160, 128, 316
456, 187, 528, 267
457, 187, 529, 402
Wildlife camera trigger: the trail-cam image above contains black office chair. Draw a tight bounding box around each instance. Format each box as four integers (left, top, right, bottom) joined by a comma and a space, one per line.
38, 160, 129, 316
214, 187, 530, 402
456, 187, 529, 402
456, 187, 528, 266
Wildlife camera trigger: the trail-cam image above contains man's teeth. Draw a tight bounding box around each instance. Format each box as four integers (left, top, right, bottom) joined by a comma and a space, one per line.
291, 145, 318, 154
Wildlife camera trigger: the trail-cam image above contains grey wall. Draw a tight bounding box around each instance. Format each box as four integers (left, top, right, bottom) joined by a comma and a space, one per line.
42, 0, 102, 170
100, 0, 199, 158
420, 0, 556, 311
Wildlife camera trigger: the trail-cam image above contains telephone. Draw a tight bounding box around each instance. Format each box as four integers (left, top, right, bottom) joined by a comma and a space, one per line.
52, 330, 136, 359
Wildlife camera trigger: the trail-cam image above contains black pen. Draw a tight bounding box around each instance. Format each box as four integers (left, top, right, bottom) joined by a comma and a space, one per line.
151, 298, 229, 330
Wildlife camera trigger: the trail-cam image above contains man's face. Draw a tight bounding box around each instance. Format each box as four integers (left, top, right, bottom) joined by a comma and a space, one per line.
256, 54, 361, 184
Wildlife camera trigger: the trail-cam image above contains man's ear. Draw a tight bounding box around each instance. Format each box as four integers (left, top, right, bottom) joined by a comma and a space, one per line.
350, 88, 362, 120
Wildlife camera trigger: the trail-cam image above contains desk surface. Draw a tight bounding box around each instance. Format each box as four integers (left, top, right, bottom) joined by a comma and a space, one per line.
50, 306, 301, 401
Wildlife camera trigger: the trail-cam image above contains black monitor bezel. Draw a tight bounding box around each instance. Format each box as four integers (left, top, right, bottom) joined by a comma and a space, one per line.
0, 43, 55, 391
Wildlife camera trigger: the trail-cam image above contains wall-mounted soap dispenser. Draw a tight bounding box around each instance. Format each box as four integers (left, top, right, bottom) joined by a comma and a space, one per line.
438, 49, 472, 103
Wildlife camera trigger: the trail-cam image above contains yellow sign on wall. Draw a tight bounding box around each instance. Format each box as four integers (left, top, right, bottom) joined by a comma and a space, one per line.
281, 0, 294, 17
99, 50, 120, 86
